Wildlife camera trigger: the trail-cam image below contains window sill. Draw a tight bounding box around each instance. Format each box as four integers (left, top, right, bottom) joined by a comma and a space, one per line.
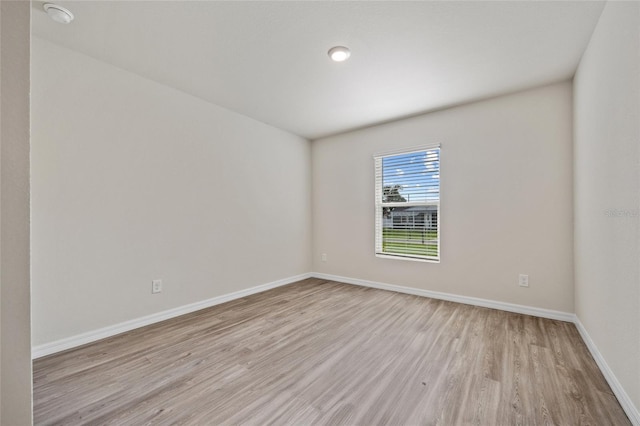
375, 253, 440, 264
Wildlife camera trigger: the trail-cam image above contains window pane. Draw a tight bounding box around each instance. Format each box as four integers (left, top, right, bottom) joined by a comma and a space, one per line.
381, 150, 439, 203
381, 205, 438, 258
375, 146, 440, 261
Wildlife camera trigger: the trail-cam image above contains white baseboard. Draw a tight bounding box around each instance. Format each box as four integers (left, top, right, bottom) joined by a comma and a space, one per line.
574, 317, 640, 426
32, 271, 639, 425
311, 272, 575, 322
32, 273, 311, 359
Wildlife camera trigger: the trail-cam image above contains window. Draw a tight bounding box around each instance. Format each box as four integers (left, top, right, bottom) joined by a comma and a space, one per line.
374, 146, 440, 262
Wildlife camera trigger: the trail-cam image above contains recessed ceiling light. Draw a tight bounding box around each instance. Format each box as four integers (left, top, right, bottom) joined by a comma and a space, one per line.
43, 3, 74, 24
328, 46, 351, 62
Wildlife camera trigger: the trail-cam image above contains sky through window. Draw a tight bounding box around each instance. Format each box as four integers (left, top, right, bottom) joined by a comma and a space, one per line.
382, 149, 440, 202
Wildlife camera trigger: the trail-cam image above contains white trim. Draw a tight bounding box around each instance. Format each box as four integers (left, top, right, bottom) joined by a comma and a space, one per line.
574, 317, 640, 426
375, 253, 440, 263
373, 143, 441, 158
32, 273, 311, 359
381, 200, 440, 208
311, 272, 574, 322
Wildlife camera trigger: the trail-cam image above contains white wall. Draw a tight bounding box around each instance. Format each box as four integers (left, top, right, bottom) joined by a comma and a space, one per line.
0, 1, 32, 424
574, 0, 640, 416
313, 82, 574, 313
31, 38, 311, 346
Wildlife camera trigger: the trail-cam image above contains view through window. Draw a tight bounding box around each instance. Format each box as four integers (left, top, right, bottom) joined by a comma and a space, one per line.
374, 146, 440, 261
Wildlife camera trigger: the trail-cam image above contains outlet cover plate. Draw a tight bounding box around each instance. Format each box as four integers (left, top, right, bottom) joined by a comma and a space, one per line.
518, 274, 529, 287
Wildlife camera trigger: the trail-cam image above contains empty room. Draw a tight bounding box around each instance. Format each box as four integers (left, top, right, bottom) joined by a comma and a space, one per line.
0, 0, 638, 424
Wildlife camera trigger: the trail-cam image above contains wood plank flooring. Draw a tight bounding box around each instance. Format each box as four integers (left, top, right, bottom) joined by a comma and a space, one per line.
33, 278, 630, 425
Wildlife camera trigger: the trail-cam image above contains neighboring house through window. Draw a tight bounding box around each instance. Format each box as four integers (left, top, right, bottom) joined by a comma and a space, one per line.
374, 146, 440, 261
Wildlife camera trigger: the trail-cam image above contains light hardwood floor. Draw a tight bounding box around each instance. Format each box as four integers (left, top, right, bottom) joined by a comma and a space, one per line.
34, 278, 630, 425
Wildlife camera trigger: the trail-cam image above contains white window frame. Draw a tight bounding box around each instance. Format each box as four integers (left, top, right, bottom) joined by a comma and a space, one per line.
374, 144, 440, 263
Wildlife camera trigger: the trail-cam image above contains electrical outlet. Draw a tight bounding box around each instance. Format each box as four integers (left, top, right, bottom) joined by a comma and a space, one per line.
321, 253, 327, 262
152, 279, 162, 294
518, 274, 529, 287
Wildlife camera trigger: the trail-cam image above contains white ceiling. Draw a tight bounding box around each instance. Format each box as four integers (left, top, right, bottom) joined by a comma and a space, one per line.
32, 1, 605, 140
